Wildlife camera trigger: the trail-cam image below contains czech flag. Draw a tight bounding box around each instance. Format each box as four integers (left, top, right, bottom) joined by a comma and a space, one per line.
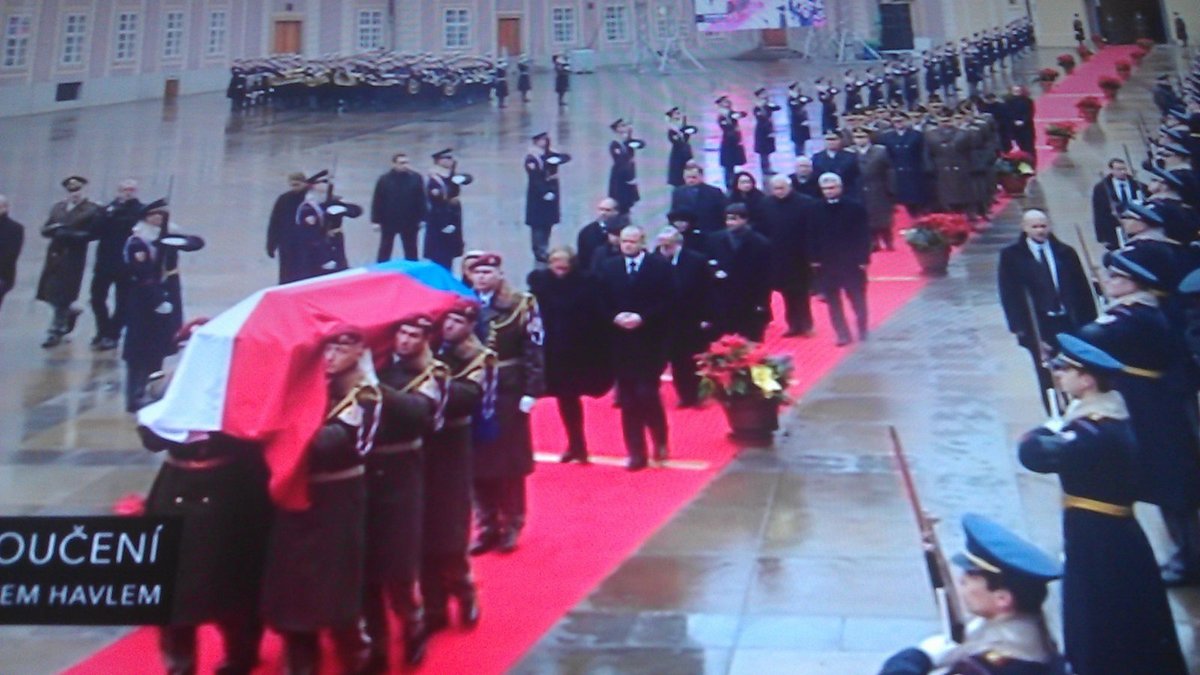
138, 260, 473, 510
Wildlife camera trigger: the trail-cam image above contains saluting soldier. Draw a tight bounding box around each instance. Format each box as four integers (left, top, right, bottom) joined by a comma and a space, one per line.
816, 81, 839, 134
752, 88, 778, 176
517, 56, 531, 103
425, 148, 469, 270
665, 107, 695, 187
786, 83, 812, 156
37, 176, 100, 348
493, 58, 509, 108
261, 326, 377, 674
608, 118, 641, 215
294, 171, 363, 281
553, 53, 570, 106
716, 95, 748, 190
363, 314, 445, 670
426, 301, 492, 633
924, 113, 974, 214
468, 253, 545, 555
525, 132, 564, 264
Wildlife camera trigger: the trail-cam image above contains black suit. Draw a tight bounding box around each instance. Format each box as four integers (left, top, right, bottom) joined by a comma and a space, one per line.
0, 214, 23, 313
811, 150, 862, 201
807, 199, 872, 343
576, 215, 627, 272
759, 191, 815, 334
659, 248, 713, 407
1091, 176, 1146, 249
597, 252, 672, 463
370, 168, 427, 262
706, 227, 773, 341
997, 233, 1097, 408
789, 173, 823, 201
670, 183, 728, 249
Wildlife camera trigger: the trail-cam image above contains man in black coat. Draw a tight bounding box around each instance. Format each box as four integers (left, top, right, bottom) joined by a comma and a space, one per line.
596, 225, 671, 470
88, 179, 142, 350
879, 111, 928, 216
997, 209, 1098, 410
789, 156, 823, 200
0, 195, 24, 315
760, 176, 815, 336
807, 173, 872, 346
266, 171, 309, 284
706, 203, 773, 342
1002, 85, 1036, 160
670, 164, 728, 240
1091, 158, 1147, 250
576, 197, 627, 272
654, 226, 712, 408
666, 210, 709, 255
370, 152, 428, 262
812, 132, 862, 201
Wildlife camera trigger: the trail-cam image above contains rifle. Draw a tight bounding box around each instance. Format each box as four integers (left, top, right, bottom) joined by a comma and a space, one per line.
326, 153, 338, 204
1122, 144, 1139, 183
888, 426, 966, 643
1073, 223, 1108, 312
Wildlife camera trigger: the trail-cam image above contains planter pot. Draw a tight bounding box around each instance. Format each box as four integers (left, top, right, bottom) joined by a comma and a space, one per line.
911, 244, 951, 276
720, 396, 779, 442
998, 173, 1031, 196
1038, 81, 1055, 92
1078, 107, 1100, 122
1047, 136, 1071, 151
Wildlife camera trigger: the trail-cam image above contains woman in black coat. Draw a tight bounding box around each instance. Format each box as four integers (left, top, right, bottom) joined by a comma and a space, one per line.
728, 172, 768, 227
527, 246, 613, 463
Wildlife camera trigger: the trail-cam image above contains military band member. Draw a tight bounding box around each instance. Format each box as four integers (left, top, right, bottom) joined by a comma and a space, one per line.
468, 253, 545, 554
878, 514, 1063, 675
364, 314, 445, 669
716, 96, 748, 190
261, 326, 378, 674
753, 88, 778, 176
37, 176, 100, 348
266, 171, 310, 284
553, 53, 570, 106
370, 152, 428, 262
425, 148, 468, 270
787, 83, 812, 157
1019, 333, 1188, 674
426, 301, 491, 632
608, 118, 641, 215
666, 107, 695, 187
525, 132, 564, 264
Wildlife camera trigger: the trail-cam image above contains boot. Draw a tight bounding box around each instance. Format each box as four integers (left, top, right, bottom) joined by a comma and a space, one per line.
458, 592, 481, 628
402, 620, 428, 667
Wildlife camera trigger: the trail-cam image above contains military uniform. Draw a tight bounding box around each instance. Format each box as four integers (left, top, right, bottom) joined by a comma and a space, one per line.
666, 108, 695, 187
787, 88, 812, 156
36, 177, 100, 345
292, 173, 363, 281
425, 169, 465, 270
717, 98, 748, 189
752, 91, 778, 175
607, 123, 640, 215
925, 121, 975, 212
524, 134, 563, 263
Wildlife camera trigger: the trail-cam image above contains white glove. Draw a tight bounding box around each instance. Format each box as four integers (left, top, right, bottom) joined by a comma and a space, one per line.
154, 301, 174, 315
441, 225, 456, 234
519, 395, 536, 413
543, 192, 555, 201
327, 205, 347, 216
321, 260, 338, 270
1042, 418, 1064, 433
917, 634, 957, 663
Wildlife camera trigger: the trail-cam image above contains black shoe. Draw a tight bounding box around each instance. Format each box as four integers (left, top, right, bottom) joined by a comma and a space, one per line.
64, 308, 82, 335
469, 529, 500, 556
459, 594, 480, 628
626, 457, 649, 472
41, 333, 63, 348
93, 337, 118, 351
403, 625, 428, 667
560, 449, 589, 464
497, 527, 519, 554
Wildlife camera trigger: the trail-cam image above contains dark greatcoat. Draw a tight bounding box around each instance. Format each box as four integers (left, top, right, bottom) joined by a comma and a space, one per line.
524, 152, 561, 228
596, 252, 672, 377
660, 247, 713, 356
554, 62, 570, 94
855, 144, 895, 233
812, 149, 862, 201
0, 214, 25, 305
517, 62, 531, 94
728, 187, 767, 229
527, 268, 613, 398
92, 198, 143, 275
575, 216, 626, 273
1003, 94, 1036, 154
1020, 403, 1188, 675
261, 415, 368, 631
608, 140, 640, 213
370, 168, 427, 234
789, 173, 823, 201
427, 342, 489, 556
425, 172, 464, 267
36, 198, 100, 306
880, 128, 927, 207
806, 199, 872, 283
667, 128, 694, 187
122, 232, 188, 367
925, 126, 975, 208
788, 96, 811, 152
718, 112, 747, 168
292, 195, 362, 281
141, 430, 272, 624
753, 104, 776, 155
1091, 176, 1147, 249
996, 234, 1097, 350
266, 189, 307, 284
705, 227, 773, 340
758, 190, 814, 291
670, 183, 728, 248
474, 289, 545, 479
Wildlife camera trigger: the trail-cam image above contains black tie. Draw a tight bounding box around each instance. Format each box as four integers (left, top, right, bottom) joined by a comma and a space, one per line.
1116, 180, 1128, 204
1039, 246, 1058, 294
628, 259, 638, 276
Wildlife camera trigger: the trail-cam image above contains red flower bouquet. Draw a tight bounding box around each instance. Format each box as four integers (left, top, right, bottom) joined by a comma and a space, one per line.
1046, 121, 1078, 140
1036, 67, 1060, 83
902, 212, 971, 252
697, 334, 793, 403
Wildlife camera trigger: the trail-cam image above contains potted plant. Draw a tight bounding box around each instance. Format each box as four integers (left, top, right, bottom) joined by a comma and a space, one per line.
1135, 38, 1154, 51
900, 212, 971, 276
995, 150, 1037, 196
1045, 122, 1078, 151
1057, 53, 1076, 74
1036, 67, 1059, 91
1076, 95, 1103, 122
1091, 34, 1107, 50
1076, 44, 1093, 61
1098, 74, 1122, 100
697, 335, 793, 442
1115, 59, 1132, 79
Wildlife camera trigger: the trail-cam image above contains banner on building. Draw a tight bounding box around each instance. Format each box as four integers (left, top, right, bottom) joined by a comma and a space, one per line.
695, 0, 827, 32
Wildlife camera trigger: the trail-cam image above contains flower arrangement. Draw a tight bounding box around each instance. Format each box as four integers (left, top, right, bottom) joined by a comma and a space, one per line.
1036, 67, 1060, 83
1114, 59, 1132, 78
697, 335, 794, 403
1135, 38, 1154, 52
1046, 122, 1078, 139
1076, 44, 1093, 60
1098, 75, 1122, 92
995, 150, 1036, 177
1075, 95, 1102, 111
1091, 34, 1107, 49
1056, 54, 1076, 69
901, 212, 971, 252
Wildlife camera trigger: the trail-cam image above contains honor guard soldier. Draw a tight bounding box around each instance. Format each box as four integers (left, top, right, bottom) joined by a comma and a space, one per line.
425, 148, 470, 270
752, 88, 778, 176
816, 81, 839, 134
493, 58, 509, 107
786, 83, 812, 156
261, 326, 378, 675
608, 118, 641, 215
517, 55, 531, 103
553, 53, 570, 106
37, 175, 100, 347
879, 514, 1064, 675
294, 170, 363, 281
468, 253, 545, 555
364, 313, 447, 669
666, 107, 696, 187
1072, 14, 1086, 46
716, 96, 748, 189
525, 132, 566, 264
1019, 333, 1188, 674
426, 301, 493, 633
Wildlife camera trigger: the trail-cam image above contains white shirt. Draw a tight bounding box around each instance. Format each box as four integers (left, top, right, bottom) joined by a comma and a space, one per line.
1026, 238, 1059, 290
625, 251, 646, 274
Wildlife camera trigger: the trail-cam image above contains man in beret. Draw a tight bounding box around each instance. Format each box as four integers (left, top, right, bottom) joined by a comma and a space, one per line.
37, 176, 101, 348
0, 195, 24, 316
879, 514, 1063, 674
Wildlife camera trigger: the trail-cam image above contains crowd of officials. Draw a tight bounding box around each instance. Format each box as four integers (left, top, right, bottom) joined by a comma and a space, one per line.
6, 13, 1200, 675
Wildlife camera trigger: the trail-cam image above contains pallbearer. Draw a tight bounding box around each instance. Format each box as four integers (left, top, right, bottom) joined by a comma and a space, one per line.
752, 88, 778, 176
665, 107, 695, 187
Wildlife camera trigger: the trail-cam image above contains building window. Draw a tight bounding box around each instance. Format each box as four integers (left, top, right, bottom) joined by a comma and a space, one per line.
61, 13, 87, 66
551, 7, 576, 45
603, 4, 628, 43
444, 8, 469, 49
114, 12, 138, 62
206, 10, 227, 56
357, 9, 384, 50
163, 11, 185, 59
2, 15, 31, 68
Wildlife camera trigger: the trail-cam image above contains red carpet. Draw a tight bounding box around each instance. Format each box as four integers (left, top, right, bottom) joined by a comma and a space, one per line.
64, 47, 1134, 675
